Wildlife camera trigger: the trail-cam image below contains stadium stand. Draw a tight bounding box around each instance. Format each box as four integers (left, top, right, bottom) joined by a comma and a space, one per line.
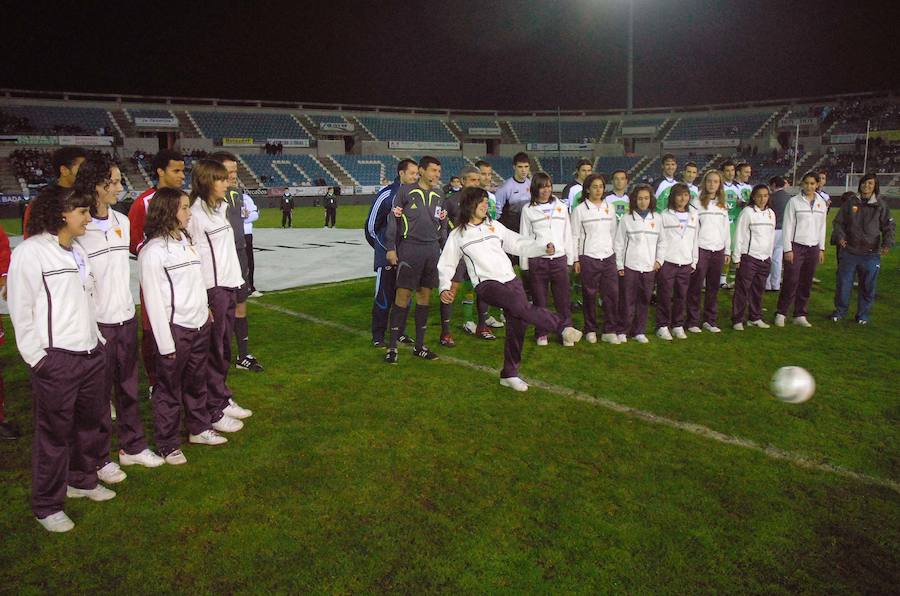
507, 120, 607, 144
454, 119, 501, 134
239, 154, 337, 187
308, 114, 352, 128
666, 111, 774, 140
330, 154, 399, 186
0, 105, 114, 135
355, 117, 458, 143
189, 111, 310, 142
126, 108, 176, 121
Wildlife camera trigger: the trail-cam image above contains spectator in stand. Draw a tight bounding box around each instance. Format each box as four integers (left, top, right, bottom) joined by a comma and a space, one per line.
830, 176, 895, 324
22, 146, 88, 239
443, 177, 462, 195
766, 176, 791, 291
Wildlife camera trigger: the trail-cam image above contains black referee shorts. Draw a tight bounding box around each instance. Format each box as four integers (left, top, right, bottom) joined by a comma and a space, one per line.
396, 242, 440, 290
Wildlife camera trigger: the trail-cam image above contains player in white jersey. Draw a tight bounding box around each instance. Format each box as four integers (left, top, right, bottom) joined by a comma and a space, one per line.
605, 169, 630, 220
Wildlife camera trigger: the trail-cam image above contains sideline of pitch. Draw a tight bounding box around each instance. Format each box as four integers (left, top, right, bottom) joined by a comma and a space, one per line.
250, 298, 900, 496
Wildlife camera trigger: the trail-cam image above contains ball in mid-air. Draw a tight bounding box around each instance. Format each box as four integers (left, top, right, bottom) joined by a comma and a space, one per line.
771, 366, 815, 404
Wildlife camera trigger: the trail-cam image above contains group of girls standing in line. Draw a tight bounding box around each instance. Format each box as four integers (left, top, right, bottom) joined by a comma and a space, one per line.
8, 157, 253, 533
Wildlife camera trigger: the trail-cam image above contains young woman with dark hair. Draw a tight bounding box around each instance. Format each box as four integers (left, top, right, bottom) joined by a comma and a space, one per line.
75, 158, 165, 481
140, 187, 227, 465
439, 187, 582, 392
614, 184, 659, 343
731, 185, 776, 330
775, 171, 828, 327
571, 173, 620, 344
187, 159, 251, 431
8, 186, 112, 533
654, 183, 698, 341
518, 172, 574, 346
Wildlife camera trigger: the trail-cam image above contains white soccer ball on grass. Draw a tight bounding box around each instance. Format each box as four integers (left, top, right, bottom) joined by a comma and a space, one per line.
771, 366, 816, 404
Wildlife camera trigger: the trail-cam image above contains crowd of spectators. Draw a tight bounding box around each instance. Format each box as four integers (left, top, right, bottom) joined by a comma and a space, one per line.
11, 148, 114, 188
264, 142, 284, 155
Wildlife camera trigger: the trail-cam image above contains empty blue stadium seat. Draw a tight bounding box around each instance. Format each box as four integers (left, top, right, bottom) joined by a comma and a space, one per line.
190, 111, 309, 141
667, 112, 773, 140
330, 155, 400, 186
356, 117, 457, 143
0, 105, 113, 135
239, 154, 337, 186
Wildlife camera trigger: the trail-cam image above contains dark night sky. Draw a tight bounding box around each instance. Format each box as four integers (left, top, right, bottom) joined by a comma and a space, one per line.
3, 0, 897, 111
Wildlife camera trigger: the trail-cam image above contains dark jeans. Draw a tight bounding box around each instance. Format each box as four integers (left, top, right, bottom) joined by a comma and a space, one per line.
281, 211, 292, 227
325, 207, 336, 227
686, 248, 725, 328
777, 243, 820, 317
833, 252, 881, 321
732, 255, 771, 324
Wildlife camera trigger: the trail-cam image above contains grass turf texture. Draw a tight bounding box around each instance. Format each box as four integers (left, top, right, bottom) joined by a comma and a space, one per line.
0, 213, 898, 592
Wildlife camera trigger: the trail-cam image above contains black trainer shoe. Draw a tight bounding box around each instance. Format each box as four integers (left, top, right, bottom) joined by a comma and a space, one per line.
373, 339, 386, 348
236, 354, 264, 372
0, 421, 21, 440
413, 347, 439, 361
384, 349, 398, 364
397, 334, 415, 345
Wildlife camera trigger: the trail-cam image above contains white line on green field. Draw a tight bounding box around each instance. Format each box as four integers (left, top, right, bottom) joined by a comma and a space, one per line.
253, 299, 900, 496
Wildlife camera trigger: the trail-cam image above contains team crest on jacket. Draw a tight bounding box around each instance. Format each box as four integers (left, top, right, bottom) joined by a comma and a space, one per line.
650, 221, 655, 229
114, 227, 122, 238
852, 205, 859, 213
556, 206, 562, 213
488, 226, 495, 233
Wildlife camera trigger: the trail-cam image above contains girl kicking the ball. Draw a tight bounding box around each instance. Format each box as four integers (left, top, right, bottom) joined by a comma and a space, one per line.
438, 187, 582, 392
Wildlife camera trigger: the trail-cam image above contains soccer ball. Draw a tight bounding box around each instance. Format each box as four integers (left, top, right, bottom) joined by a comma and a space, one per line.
770, 366, 816, 404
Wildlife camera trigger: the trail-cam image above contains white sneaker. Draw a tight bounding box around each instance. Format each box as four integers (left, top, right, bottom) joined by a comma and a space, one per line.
601, 333, 619, 344
67, 484, 116, 501
748, 319, 770, 329
189, 429, 229, 445
585, 332, 597, 344
793, 316, 812, 328
633, 334, 649, 344
165, 450, 188, 465
561, 327, 583, 346
672, 326, 687, 339
733, 322, 745, 331
702, 322, 721, 333
224, 399, 253, 419
499, 376, 529, 392
250, 290, 264, 298
484, 315, 505, 328
656, 327, 673, 341
687, 326, 702, 334
36, 511, 74, 533
211, 415, 243, 433
462, 321, 477, 335
536, 336, 549, 346
774, 313, 786, 327
617, 334, 627, 343
119, 448, 165, 468
97, 461, 127, 484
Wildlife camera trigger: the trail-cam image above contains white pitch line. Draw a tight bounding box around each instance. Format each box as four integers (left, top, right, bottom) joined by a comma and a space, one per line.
253, 300, 900, 496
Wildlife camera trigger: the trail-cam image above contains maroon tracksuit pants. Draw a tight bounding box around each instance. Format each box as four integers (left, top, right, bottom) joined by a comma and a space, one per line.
97, 317, 147, 464
732, 255, 771, 324
528, 255, 572, 337
476, 278, 566, 379
656, 262, 693, 329
579, 255, 619, 334
620, 268, 656, 337
206, 287, 236, 422
776, 242, 820, 318
152, 322, 213, 456
30, 345, 106, 519
139, 290, 157, 388
686, 248, 726, 328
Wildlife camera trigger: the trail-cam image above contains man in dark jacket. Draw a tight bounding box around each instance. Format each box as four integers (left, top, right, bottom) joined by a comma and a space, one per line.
766, 176, 792, 291
364, 159, 418, 347
830, 174, 895, 324
281, 192, 294, 228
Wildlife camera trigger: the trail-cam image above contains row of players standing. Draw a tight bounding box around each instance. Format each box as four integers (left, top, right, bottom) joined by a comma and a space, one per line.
365, 152, 894, 393
5, 148, 264, 532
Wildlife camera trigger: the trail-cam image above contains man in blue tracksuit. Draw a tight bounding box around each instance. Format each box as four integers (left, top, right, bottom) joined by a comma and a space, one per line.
365, 159, 418, 347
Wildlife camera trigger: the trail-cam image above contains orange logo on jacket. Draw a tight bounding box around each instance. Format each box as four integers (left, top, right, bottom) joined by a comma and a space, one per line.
852, 205, 859, 213
114, 227, 122, 238
650, 221, 655, 229
488, 226, 495, 233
